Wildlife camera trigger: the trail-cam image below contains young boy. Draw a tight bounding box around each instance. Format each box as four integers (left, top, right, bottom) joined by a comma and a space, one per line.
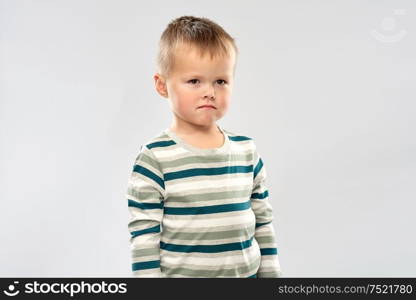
126, 15, 282, 278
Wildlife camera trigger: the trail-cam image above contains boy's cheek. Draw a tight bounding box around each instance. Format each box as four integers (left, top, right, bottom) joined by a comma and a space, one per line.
175, 100, 196, 114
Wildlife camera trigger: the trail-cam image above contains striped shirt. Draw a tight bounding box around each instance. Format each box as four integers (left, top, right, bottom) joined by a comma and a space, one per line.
126, 124, 282, 278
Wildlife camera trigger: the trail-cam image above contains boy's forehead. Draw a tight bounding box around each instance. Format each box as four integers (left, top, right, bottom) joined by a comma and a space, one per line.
172, 44, 235, 76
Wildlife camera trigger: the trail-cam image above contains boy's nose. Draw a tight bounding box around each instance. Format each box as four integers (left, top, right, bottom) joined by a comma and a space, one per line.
203, 84, 215, 99
204, 94, 215, 100
203, 87, 216, 99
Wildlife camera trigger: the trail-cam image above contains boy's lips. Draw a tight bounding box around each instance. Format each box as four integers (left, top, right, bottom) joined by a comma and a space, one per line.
198, 105, 216, 109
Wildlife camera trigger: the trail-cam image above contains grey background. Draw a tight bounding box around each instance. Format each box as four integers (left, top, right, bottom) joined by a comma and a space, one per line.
1, 0, 415, 277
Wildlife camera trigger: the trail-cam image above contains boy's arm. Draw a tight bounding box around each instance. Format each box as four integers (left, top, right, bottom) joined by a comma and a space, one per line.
251, 144, 283, 278
126, 145, 165, 277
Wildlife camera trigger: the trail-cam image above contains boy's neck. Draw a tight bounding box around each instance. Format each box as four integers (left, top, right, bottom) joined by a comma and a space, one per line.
169, 122, 221, 137
168, 122, 225, 149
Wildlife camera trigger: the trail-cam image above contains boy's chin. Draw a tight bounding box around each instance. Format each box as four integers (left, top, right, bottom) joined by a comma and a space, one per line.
189, 120, 220, 128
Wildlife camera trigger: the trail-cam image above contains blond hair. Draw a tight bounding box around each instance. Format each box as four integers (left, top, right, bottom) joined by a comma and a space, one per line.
156, 15, 239, 78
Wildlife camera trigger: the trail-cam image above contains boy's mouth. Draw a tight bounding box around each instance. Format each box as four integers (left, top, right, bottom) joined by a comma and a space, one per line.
198, 105, 216, 109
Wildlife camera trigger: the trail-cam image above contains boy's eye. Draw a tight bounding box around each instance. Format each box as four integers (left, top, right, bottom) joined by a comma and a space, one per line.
187, 79, 227, 85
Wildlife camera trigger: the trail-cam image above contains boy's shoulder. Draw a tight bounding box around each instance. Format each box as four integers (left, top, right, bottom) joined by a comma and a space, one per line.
222, 128, 261, 152
222, 128, 253, 142
134, 129, 168, 156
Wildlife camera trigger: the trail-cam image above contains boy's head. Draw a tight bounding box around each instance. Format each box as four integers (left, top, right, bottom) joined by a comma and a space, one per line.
154, 16, 239, 130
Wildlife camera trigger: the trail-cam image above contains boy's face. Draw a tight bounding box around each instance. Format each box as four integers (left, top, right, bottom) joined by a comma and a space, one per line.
155, 43, 235, 131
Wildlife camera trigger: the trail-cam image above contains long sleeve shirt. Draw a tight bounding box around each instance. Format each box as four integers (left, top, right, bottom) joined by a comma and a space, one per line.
126, 124, 282, 278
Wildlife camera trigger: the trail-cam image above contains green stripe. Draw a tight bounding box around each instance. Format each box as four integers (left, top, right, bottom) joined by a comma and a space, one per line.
132, 260, 160, 271
162, 227, 255, 241
126, 188, 161, 201
131, 225, 161, 238
255, 221, 271, 228
161, 152, 253, 169
163, 200, 250, 215
135, 151, 162, 173
147, 140, 176, 149
160, 237, 254, 253
255, 236, 275, 244
128, 199, 163, 210
260, 248, 278, 255
167, 189, 251, 204
253, 158, 263, 179
165, 165, 253, 181
257, 271, 281, 278
133, 164, 165, 189
251, 190, 268, 199
229, 135, 252, 142
161, 256, 260, 277
132, 248, 159, 257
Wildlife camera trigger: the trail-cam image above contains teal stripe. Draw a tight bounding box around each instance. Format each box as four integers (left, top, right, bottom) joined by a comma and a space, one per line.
132, 260, 160, 271
165, 165, 253, 181
229, 136, 252, 141
133, 164, 165, 189
251, 190, 269, 199
253, 158, 263, 179
128, 199, 163, 210
247, 274, 257, 278
260, 248, 278, 255
160, 237, 254, 253
164, 200, 250, 215
147, 140, 176, 149
255, 221, 271, 228
131, 225, 161, 238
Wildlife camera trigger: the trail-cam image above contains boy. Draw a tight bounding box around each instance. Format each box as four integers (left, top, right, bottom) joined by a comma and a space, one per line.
126, 16, 282, 278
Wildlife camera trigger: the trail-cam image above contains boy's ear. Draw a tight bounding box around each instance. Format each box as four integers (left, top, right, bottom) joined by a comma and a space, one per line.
154, 73, 168, 98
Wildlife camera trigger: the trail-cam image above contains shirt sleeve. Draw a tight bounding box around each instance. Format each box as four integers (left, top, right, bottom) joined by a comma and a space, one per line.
251, 143, 283, 278
126, 144, 165, 277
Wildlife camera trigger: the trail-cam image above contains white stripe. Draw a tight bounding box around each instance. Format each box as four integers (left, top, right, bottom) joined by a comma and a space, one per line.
166, 175, 252, 194
162, 209, 256, 228
153, 145, 189, 159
